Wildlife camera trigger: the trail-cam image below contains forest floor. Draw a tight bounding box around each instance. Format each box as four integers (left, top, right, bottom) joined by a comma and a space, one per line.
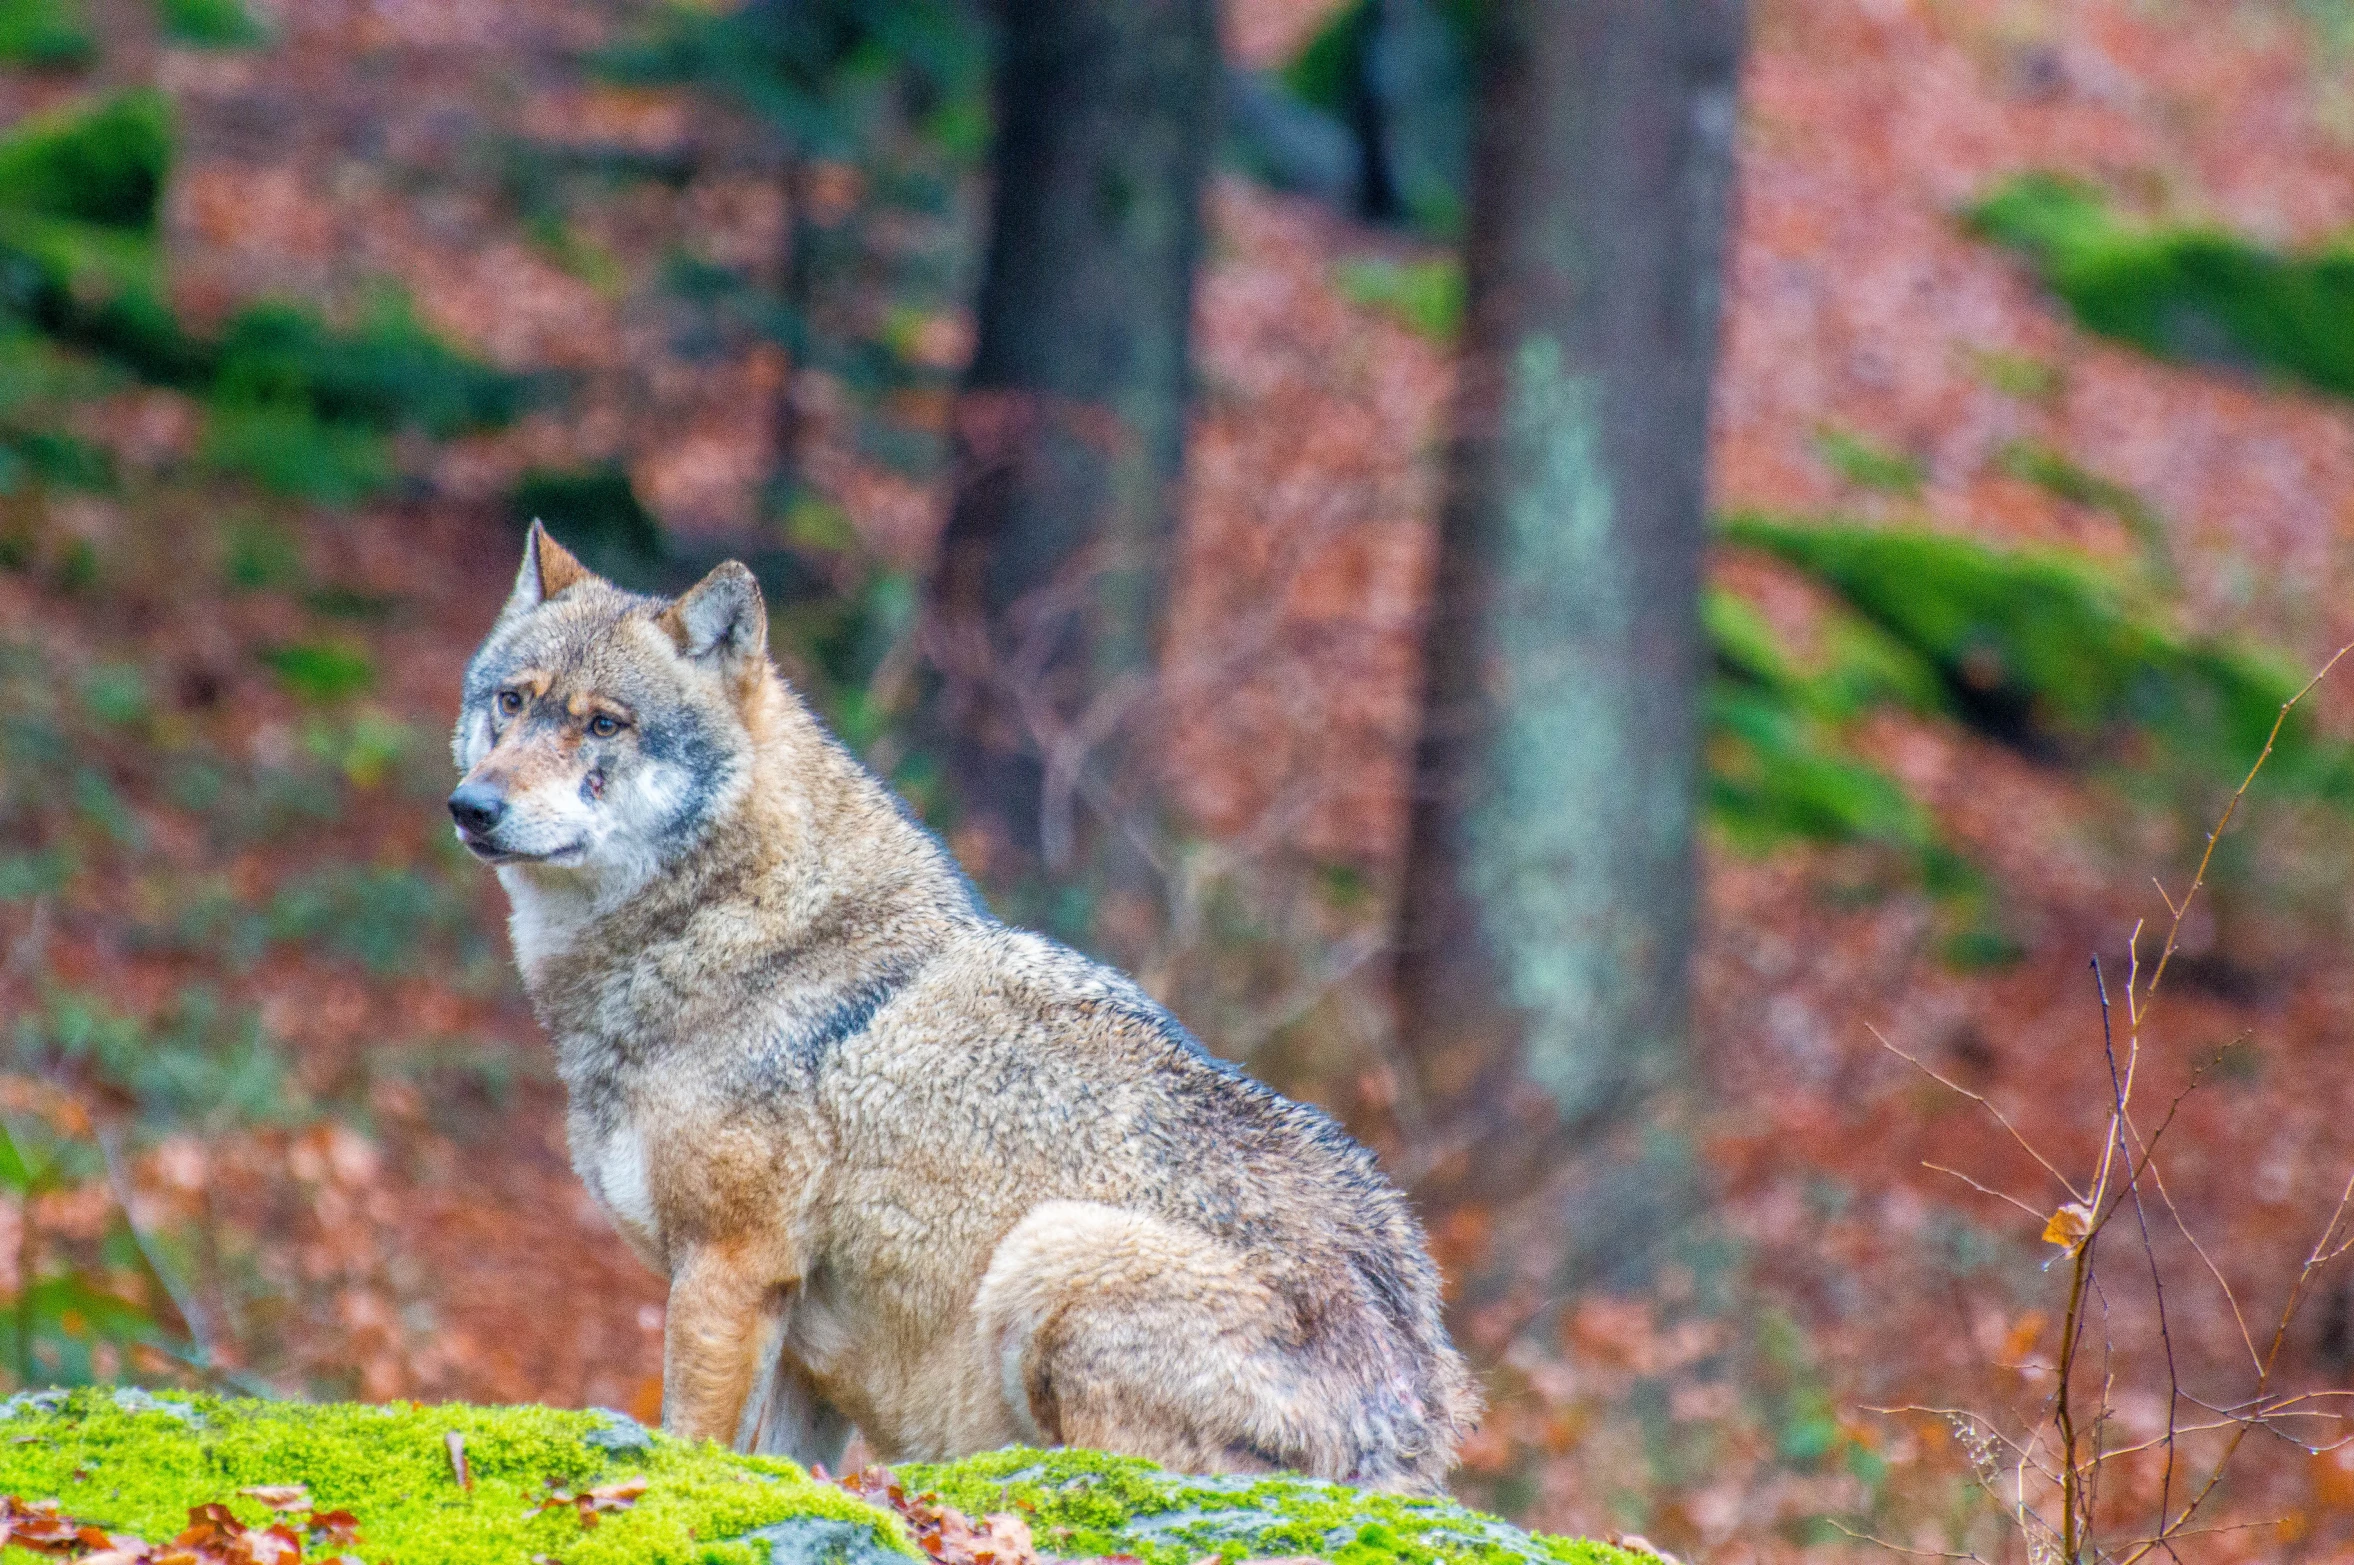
9, 0, 2354, 1560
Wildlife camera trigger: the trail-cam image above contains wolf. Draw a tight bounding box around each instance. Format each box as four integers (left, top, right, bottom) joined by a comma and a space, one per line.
448, 524, 1480, 1491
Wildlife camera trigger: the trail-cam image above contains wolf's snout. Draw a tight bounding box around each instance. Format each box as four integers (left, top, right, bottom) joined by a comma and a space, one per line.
448, 782, 507, 836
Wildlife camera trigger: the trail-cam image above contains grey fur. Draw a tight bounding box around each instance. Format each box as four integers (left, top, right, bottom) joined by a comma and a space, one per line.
452, 528, 1479, 1491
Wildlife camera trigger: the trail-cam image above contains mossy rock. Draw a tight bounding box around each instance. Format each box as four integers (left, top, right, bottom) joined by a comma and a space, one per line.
0, 1389, 1635, 1565
899, 1448, 1633, 1565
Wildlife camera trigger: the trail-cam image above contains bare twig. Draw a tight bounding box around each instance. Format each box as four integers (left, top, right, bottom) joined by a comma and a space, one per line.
2095, 956, 2182, 1540
1824, 1520, 1986, 1560
1876, 642, 2354, 1565
1872, 1025, 2083, 1200
94, 1124, 216, 1372
1922, 1162, 2050, 1222
2134, 640, 2354, 1018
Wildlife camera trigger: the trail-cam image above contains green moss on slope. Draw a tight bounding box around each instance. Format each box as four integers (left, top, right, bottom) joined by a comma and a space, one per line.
0, 94, 524, 500
901, 1448, 1637, 1565
1966, 172, 2354, 400
0, 0, 93, 69
0, 1394, 1629, 1565
1722, 513, 2324, 786
1702, 581, 2011, 963
0, 90, 170, 230
1704, 587, 1952, 868
0, 1389, 907, 1565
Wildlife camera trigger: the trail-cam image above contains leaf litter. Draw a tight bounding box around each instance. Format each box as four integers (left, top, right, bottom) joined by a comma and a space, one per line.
0, 1493, 369, 1564
831, 1467, 1315, 1565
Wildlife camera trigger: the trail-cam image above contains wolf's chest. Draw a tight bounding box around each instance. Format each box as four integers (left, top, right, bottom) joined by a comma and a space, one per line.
498, 865, 599, 982
572, 1112, 661, 1257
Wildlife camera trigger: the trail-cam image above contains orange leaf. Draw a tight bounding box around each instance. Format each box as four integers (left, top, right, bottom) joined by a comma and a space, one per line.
2041, 1201, 2094, 1250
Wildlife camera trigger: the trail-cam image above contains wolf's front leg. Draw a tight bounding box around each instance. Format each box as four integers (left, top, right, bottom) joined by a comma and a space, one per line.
741, 1339, 852, 1468
662, 1246, 778, 1446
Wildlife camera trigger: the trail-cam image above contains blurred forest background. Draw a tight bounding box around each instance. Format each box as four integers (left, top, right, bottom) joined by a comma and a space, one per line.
10, 0, 2354, 1558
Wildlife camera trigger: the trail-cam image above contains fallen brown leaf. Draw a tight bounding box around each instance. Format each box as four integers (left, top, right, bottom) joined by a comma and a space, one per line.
238, 1488, 311, 1513
530, 1473, 649, 1531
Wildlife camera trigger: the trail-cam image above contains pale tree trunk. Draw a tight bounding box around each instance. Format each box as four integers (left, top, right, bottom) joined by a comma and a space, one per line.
926, 0, 1219, 893
1391, 0, 1746, 1299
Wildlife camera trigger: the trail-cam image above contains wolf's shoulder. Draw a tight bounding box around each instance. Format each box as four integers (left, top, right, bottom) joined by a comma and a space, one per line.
897, 922, 1207, 1063
879, 922, 1376, 1164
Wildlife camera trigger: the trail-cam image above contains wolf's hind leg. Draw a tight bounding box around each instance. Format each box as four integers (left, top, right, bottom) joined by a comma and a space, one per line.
975, 1201, 1357, 1482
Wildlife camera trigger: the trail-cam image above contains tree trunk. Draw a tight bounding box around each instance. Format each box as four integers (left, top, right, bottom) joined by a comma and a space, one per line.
926, 0, 1219, 883
1390, 0, 1746, 1297
1348, 0, 1402, 223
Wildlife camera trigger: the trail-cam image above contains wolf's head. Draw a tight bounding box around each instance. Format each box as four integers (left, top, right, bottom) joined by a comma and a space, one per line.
449, 523, 768, 881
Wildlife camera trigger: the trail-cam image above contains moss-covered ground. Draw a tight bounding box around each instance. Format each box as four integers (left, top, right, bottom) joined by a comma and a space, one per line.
0, 1391, 1636, 1565
902, 1448, 1637, 1565
0, 1389, 897, 1565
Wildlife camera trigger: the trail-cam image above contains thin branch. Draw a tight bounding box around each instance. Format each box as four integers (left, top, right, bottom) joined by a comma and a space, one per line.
2138, 640, 2354, 1008
1824, 1521, 1986, 1561
2097, 955, 2182, 1539
94, 1124, 214, 1366
2121, 1161, 2354, 1563
1922, 1162, 2050, 1222
1873, 643, 2354, 1565
2139, 1143, 2261, 1377
1873, 1025, 2082, 1200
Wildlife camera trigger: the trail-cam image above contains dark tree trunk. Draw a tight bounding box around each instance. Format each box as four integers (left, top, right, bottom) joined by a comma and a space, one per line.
1390, 0, 1746, 1296
1348, 0, 1401, 224
926, 0, 1219, 878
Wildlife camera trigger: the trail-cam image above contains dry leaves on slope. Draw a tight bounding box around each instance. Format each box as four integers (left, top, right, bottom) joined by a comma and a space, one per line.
835, 1468, 1048, 1565
0, 1494, 368, 1565
526, 1474, 649, 1531
831, 1467, 1320, 1565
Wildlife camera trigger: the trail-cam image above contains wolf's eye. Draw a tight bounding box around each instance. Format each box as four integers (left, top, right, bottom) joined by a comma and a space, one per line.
588, 714, 621, 739
496, 690, 524, 716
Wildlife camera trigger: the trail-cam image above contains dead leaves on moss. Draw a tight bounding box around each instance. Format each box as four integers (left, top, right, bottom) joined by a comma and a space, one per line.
837, 1468, 1047, 1565
0, 1493, 369, 1565
828, 1466, 1314, 1565
525, 1473, 648, 1531
4, 1462, 1335, 1565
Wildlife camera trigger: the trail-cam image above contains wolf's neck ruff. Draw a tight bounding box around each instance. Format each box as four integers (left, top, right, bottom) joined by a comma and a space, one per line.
511, 686, 971, 1082
450, 525, 1479, 1492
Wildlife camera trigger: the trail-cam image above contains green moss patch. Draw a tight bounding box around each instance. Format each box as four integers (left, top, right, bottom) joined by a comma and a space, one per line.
0, 1396, 1634, 1565
1722, 513, 2323, 783
899, 1448, 1636, 1565
1812, 426, 1924, 499
150, 0, 266, 49
1332, 257, 1464, 342
0, 91, 168, 230
0, 94, 524, 501
1703, 576, 2007, 963
0, 1389, 908, 1565
1703, 512, 2354, 966
0, 0, 92, 70
1707, 590, 1957, 875
1966, 172, 2354, 400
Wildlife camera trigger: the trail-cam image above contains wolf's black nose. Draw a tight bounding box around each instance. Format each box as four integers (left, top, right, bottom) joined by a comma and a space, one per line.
448, 783, 506, 835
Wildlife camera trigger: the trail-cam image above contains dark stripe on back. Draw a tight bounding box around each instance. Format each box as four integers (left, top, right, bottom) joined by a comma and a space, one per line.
793, 956, 925, 1065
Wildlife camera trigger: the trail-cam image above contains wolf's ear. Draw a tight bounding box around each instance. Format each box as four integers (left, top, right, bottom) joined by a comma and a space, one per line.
498, 521, 596, 624
659, 560, 766, 671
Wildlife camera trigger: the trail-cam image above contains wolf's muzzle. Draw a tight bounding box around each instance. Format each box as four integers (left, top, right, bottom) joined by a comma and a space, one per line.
448, 781, 507, 836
